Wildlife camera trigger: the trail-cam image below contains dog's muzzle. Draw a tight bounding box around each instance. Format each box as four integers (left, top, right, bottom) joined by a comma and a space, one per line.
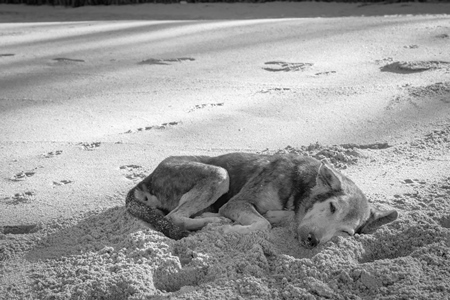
298, 227, 320, 248
304, 232, 319, 248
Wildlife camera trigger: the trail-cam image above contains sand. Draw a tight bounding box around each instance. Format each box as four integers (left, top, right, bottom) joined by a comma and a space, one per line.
1, 2, 450, 299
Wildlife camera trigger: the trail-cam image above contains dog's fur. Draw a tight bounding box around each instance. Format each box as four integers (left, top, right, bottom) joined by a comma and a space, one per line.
125, 153, 398, 247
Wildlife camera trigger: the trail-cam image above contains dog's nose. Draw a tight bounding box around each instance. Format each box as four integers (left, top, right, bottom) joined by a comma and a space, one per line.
306, 233, 319, 247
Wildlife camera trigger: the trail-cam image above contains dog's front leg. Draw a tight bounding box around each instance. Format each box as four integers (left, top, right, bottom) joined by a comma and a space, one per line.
263, 210, 294, 226
218, 201, 271, 234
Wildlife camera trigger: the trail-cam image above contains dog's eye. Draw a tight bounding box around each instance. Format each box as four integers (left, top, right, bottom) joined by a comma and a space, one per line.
329, 202, 336, 214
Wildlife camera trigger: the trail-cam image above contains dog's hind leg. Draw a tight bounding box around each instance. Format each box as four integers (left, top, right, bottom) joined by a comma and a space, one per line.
165, 163, 230, 231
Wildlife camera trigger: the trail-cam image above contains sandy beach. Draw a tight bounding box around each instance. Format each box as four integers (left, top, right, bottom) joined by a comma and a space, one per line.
1, 2, 450, 299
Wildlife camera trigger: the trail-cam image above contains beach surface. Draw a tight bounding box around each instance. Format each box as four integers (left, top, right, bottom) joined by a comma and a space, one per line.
1, 2, 450, 299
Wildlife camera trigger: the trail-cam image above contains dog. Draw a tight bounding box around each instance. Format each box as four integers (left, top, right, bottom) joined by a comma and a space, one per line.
125, 152, 398, 248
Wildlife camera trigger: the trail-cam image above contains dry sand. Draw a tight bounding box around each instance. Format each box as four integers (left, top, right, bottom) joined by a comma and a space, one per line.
1, 2, 450, 299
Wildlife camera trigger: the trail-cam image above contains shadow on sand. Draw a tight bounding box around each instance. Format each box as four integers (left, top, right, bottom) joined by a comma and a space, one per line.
24, 206, 146, 262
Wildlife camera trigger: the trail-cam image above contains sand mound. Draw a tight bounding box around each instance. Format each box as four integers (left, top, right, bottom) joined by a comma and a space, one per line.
380, 61, 450, 74
259, 142, 389, 169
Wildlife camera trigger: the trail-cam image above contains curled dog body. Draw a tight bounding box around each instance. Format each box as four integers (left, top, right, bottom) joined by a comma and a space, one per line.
125, 153, 397, 248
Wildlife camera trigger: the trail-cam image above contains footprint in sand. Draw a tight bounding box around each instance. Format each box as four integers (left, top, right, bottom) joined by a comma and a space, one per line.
1, 191, 36, 205
41, 150, 63, 158
0, 224, 40, 235
401, 179, 427, 185
380, 61, 450, 74
315, 71, 337, 76
436, 34, 449, 39
257, 87, 291, 94
10, 171, 36, 181
52, 180, 73, 186
79, 142, 101, 151
188, 103, 224, 113
120, 165, 147, 181
138, 57, 195, 65
263, 61, 313, 72
52, 58, 85, 63
123, 121, 181, 134
403, 45, 419, 49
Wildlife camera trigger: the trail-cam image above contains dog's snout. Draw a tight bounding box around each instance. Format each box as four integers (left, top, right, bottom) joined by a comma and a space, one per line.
298, 227, 320, 248
306, 232, 319, 248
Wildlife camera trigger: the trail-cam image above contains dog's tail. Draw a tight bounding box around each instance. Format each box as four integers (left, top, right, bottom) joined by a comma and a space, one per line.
125, 189, 189, 240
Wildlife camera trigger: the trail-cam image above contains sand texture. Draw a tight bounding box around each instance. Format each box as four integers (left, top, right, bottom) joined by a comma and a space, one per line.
1, 2, 450, 300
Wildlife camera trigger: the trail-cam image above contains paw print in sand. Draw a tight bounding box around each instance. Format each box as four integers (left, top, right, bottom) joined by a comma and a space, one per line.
139, 58, 195, 65
79, 142, 101, 151
120, 165, 147, 181
263, 61, 313, 72
10, 171, 35, 181
2, 191, 36, 205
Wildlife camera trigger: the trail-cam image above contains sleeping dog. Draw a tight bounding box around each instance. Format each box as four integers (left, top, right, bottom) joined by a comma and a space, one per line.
126, 153, 397, 248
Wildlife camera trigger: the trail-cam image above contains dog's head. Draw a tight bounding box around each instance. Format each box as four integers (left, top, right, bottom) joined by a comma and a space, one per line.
296, 162, 398, 248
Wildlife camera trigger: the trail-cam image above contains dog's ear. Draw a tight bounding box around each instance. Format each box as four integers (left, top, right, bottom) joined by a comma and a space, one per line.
357, 208, 398, 234
316, 162, 342, 191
